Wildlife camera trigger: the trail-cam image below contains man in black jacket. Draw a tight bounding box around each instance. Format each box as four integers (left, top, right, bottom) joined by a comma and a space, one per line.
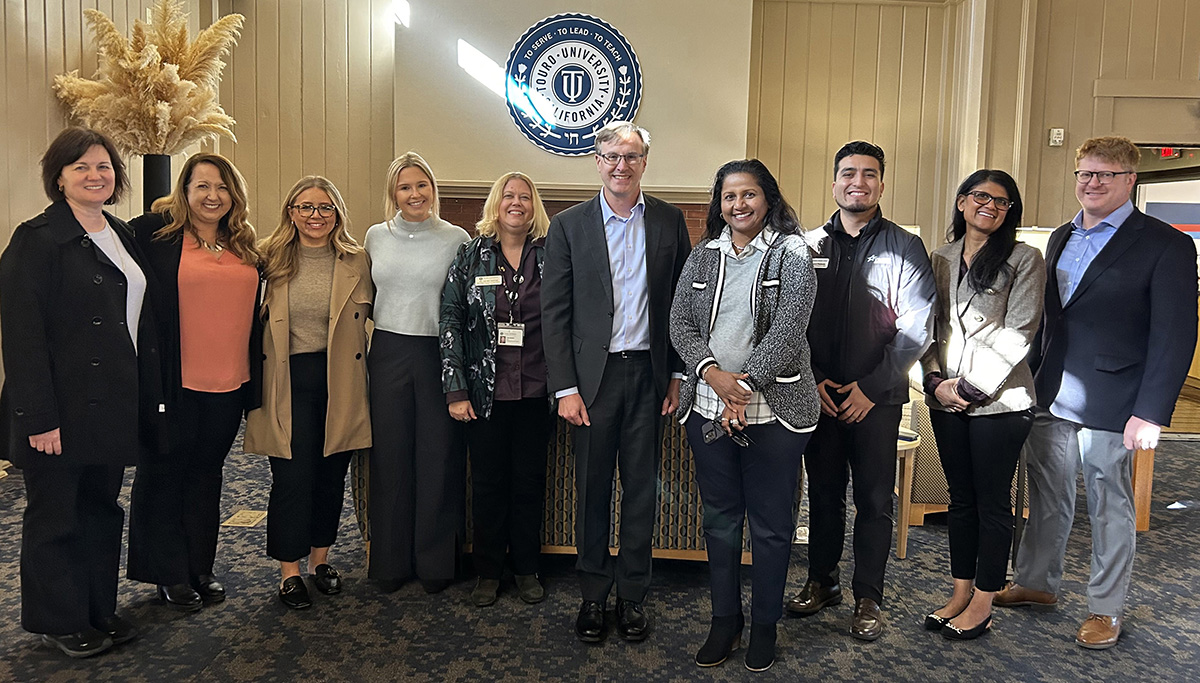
785, 141, 935, 640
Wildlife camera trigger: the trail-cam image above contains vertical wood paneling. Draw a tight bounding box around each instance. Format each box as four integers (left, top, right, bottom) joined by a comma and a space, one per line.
1155, 0, 1186, 79
756, 1, 789, 176
369, 0, 395, 227
1125, 0, 1157, 78
1098, 0, 1132, 79
746, 1, 765, 158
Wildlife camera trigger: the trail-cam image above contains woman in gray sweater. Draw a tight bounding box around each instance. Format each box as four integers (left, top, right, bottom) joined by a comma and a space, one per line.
670, 159, 818, 672
364, 152, 469, 593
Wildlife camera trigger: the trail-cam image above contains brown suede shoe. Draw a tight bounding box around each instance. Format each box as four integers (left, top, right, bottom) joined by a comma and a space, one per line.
994, 582, 1057, 608
849, 598, 885, 641
1076, 614, 1121, 650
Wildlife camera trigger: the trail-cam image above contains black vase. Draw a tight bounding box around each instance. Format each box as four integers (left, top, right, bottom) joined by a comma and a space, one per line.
143, 154, 171, 213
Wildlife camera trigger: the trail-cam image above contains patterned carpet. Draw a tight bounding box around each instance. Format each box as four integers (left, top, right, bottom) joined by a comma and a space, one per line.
1, 429, 1198, 682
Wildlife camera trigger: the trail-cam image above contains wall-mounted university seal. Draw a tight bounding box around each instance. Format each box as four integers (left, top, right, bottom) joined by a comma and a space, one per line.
505, 13, 643, 156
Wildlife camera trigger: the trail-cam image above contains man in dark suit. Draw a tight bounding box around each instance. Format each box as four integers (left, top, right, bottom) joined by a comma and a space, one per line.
996, 136, 1198, 650
542, 121, 690, 644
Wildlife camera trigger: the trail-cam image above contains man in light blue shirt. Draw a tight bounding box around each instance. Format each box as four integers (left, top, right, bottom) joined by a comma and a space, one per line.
997, 136, 1198, 651
542, 121, 692, 645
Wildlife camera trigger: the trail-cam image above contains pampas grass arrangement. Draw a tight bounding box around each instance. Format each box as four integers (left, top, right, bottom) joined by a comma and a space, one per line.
53, 0, 244, 155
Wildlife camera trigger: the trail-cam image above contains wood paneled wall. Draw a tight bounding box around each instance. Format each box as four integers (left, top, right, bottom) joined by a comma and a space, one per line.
1023, 0, 1200, 225
0, 1, 203, 234
218, 0, 395, 239
748, 0, 962, 240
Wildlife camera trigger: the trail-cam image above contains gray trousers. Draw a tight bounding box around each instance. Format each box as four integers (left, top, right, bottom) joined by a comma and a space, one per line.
1014, 408, 1135, 616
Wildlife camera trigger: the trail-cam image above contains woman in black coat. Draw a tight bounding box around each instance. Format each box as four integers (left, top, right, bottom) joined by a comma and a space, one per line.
0, 127, 166, 658
126, 153, 263, 611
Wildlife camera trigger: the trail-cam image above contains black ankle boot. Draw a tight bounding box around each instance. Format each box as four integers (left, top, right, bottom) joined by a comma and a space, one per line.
695, 613, 744, 667
745, 621, 777, 672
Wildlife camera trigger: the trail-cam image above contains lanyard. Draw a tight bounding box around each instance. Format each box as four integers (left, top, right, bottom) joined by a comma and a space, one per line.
498, 256, 525, 325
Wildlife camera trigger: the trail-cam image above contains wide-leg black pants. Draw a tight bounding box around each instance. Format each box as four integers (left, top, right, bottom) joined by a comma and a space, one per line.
128, 386, 244, 584
21, 464, 125, 634
367, 332, 465, 581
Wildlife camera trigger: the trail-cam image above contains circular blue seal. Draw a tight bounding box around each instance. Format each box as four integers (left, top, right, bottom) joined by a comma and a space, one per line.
505, 13, 643, 156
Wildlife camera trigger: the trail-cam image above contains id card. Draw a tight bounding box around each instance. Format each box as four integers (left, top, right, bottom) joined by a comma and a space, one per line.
812, 257, 830, 269
498, 322, 525, 347
475, 275, 503, 287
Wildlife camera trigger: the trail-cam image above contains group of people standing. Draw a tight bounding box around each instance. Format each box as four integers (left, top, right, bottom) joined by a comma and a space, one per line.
1, 122, 1193, 672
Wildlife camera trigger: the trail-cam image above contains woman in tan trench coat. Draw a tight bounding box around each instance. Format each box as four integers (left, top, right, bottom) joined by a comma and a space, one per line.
244, 176, 372, 609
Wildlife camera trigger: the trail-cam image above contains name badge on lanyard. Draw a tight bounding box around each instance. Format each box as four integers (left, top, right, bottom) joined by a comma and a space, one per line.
498, 322, 525, 347
812, 257, 830, 269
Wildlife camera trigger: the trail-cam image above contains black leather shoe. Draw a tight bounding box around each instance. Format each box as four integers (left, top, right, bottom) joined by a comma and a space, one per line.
616, 598, 649, 642
745, 622, 777, 672
313, 564, 342, 595
421, 578, 452, 594
575, 600, 605, 643
850, 598, 885, 641
695, 613, 743, 667
279, 576, 312, 609
942, 614, 992, 640
924, 612, 952, 631
157, 583, 203, 612
786, 580, 843, 616
92, 614, 137, 645
515, 574, 545, 604
192, 574, 226, 603
40, 629, 113, 658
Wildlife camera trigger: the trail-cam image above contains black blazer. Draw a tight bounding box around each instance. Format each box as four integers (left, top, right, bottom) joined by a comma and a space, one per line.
542, 193, 691, 406
0, 201, 168, 467
129, 212, 264, 443
1031, 208, 1198, 431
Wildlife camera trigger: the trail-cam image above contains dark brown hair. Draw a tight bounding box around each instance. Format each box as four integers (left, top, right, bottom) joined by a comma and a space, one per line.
40, 127, 128, 204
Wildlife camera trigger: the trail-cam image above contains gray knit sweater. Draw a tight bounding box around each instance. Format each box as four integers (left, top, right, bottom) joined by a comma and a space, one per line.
365, 213, 469, 336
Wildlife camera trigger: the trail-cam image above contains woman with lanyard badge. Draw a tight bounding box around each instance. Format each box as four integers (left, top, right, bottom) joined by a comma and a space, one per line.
440, 172, 553, 607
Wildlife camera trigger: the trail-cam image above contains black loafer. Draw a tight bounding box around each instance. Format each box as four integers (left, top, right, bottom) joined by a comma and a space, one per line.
279, 576, 312, 609
92, 614, 137, 646
616, 598, 649, 642
850, 598, 885, 641
157, 583, 203, 612
785, 580, 843, 617
192, 574, 226, 603
575, 600, 605, 643
313, 564, 342, 595
40, 629, 113, 658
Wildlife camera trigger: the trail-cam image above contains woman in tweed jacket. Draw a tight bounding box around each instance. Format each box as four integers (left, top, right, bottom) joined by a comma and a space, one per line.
920, 169, 1045, 640
669, 159, 818, 672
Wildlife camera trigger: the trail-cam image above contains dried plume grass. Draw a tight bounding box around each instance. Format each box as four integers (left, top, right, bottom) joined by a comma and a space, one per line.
53, 0, 244, 155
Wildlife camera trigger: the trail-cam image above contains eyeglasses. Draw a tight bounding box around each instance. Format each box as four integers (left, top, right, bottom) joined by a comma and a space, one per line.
290, 203, 337, 217
596, 152, 646, 166
1073, 170, 1134, 185
965, 191, 1013, 211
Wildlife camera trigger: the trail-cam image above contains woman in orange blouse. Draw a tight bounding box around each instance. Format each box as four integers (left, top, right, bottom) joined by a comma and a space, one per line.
127, 153, 263, 611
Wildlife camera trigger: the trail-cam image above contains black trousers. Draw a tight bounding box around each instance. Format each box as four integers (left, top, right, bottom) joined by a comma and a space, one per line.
686, 417, 810, 624
804, 404, 902, 605
267, 352, 353, 563
929, 409, 1033, 591
21, 464, 125, 634
574, 352, 662, 604
467, 397, 552, 578
128, 386, 245, 585
367, 332, 466, 581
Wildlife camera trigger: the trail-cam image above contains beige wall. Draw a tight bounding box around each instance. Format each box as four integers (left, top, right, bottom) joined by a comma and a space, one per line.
393, 0, 753, 203
217, 0, 396, 238
0, 1, 206, 235
748, 0, 963, 241
1023, 0, 1200, 225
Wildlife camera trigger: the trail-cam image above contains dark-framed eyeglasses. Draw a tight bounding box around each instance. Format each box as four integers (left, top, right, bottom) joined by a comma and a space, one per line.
965, 190, 1013, 211
1073, 170, 1134, 185
290, 203, 337, 217
596, 152, 646, 166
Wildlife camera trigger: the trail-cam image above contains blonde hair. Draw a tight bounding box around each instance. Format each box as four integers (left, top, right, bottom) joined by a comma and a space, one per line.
475, 172, 550, 240
260, 175, 361, 290
383, 151, 440, 218
1076, 136, 1140, 171
151, 153, 260, 265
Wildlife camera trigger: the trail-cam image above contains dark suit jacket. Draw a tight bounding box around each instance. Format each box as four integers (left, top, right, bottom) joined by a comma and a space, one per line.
0, 201, 168, 467
129, 212, 265, 449
1031, 207, 1198, 431
542, 193, 691, 407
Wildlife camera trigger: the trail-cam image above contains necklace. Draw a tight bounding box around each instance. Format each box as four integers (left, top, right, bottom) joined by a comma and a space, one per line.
194, 232, 225, 255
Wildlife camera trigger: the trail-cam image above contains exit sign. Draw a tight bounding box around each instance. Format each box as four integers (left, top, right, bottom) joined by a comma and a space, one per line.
1160, 147, 1181, 159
